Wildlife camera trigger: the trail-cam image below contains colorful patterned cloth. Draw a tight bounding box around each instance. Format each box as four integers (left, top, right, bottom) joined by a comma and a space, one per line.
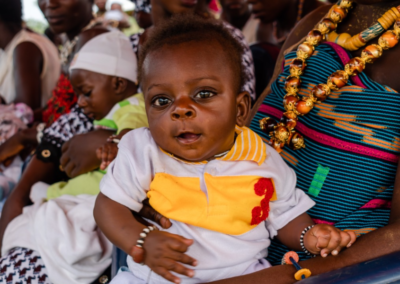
0, 247, 51, 284
251, 42, 398, 264
41, 74, 77, 126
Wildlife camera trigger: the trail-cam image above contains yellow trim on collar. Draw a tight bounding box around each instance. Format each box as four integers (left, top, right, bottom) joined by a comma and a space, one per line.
218, 126, 267, 166
160, 126, 267, 166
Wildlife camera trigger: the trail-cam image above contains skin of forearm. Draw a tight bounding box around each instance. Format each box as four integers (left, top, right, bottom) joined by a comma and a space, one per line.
207, 221, 400, 284
276, 212, 314, 251
94, 193, 146, 254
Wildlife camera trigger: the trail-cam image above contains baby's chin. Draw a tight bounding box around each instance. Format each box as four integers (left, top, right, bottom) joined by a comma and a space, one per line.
164, 147, 218, 163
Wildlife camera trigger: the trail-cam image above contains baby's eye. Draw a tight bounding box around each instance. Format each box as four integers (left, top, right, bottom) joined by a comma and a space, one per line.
153, 97, 171, 106
195, 91, 215, 99
83, 90, 92, 97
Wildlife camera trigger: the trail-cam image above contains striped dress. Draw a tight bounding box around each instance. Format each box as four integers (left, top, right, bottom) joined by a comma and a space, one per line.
251, 42, 399, 265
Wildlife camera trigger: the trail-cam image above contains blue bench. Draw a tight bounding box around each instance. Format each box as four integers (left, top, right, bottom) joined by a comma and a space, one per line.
111, 248, 400, 283
299, 250, 400, 284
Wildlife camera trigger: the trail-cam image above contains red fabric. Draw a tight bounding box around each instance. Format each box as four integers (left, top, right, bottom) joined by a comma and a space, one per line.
208, 0, 220, 12
42, 74, 77, 125
251, 178, 275, 225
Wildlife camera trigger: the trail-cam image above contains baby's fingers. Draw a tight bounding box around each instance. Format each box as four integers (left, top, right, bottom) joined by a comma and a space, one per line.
96, 147, 103, 160
164, 258, 195, 279
329, 230, 357, 256
330, 230, 351, 256
154, 266, 182, 284
168, 237, 194, 253
100, 145, 111, 170
318, 229, 341, 257
348, 231, 357, 246
105, 145, 117, 166
169, 250, 198, 267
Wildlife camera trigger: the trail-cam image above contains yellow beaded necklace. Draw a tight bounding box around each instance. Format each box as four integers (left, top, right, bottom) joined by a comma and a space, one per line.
260, 0, 400, 153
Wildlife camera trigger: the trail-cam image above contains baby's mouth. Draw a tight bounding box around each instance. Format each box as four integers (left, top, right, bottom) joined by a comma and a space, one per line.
176, 132, 201, 144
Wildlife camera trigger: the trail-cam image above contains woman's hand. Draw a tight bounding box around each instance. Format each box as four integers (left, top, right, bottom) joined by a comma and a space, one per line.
60, 129, 113, 178
0, 128, 37, 165
304, 224, 357, 257
142, 230, 197, 284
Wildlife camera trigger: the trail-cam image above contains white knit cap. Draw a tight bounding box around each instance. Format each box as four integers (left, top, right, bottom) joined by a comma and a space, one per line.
69, 31, 138, 83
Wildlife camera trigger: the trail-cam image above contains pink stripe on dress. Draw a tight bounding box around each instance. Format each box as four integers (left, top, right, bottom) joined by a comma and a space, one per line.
312, 219, 335, 225
360, 199, 392, 209
323, 42, 368, 89
258, 105, 399, 163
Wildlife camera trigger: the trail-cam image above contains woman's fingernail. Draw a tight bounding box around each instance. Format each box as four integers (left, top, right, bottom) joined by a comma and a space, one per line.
322, 253, 328, 257
175, 279, 180, 284
193, 260, 198, 266
347, 243, 352, 248
332, 250, 338, 255
188, 271, 194, 277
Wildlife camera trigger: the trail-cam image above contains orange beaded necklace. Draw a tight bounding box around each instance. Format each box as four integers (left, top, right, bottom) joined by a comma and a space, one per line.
260, 0, 400, 153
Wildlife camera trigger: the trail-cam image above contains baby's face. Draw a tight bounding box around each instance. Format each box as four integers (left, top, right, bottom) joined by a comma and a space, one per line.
141, 40, 246, 162
70, 69, 118, 121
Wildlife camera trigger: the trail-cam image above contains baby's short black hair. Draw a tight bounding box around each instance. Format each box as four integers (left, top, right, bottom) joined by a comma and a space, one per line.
138, 14, 247, 93
0, 0, 22, 27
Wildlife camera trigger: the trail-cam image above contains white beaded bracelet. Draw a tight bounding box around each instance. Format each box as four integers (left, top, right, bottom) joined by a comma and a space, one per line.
300, 225, 316, 257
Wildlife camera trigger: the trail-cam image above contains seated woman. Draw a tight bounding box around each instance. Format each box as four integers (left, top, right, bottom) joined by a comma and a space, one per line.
247, 0, 325, 46
138, 0, 400, 283
0, 31, 148, 284
0, 0, 60, 197
0, 0, 60, 108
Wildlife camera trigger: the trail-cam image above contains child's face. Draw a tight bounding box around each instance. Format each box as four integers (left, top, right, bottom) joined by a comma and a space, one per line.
141, 40, 249, 162
70, 70, 119, 121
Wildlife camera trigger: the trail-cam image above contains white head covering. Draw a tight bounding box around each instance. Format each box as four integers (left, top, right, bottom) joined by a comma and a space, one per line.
70, 31, 138, 83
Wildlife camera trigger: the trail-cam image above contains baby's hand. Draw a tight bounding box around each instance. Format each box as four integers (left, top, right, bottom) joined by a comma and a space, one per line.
304, 224, 356, 257
96, 141, 118, 170
143, 231, 197, 284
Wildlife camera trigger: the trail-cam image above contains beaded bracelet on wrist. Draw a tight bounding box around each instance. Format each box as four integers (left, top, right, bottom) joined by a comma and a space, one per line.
130, 225, 158, 265
300, 225, 316, 257
260, 0, 400, 153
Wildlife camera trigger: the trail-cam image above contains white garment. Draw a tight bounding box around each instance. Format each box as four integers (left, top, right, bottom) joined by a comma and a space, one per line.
110, 259, 271, 284
2, 194, 113, 284
100, 128, 315, 284
70, 30, 138, 84
0, 29, 60, 106
242, 14, 259, 46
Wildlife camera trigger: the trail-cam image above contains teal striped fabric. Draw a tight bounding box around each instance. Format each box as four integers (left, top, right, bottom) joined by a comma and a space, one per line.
250, 43, 399, 265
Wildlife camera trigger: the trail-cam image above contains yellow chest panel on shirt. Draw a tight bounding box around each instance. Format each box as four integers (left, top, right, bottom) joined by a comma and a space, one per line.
148, 173, 277, 235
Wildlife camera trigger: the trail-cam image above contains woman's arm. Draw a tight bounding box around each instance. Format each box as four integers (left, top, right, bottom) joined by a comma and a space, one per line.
60, 129, 114, 178
13, 41, 43, 110
206, 157, 400, 284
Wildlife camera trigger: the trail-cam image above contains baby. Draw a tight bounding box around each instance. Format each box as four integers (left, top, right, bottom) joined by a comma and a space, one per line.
94, 15, 356, 284
33, 30, 148, 201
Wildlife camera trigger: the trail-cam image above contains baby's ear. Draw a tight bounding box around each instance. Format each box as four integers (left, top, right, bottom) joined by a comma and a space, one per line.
236, 92, 251, 127
112, 77, 128, 94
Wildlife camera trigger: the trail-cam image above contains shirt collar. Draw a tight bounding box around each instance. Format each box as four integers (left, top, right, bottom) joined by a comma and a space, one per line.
217, 126, 267, 166
160, 126, 267, 166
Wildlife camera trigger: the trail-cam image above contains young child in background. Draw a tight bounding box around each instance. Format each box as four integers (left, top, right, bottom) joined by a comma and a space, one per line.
41, 31, 148, 200
1, 31, 148, 284
94, 16, 356, 284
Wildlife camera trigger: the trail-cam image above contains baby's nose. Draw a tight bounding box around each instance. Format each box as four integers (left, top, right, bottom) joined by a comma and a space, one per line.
171, 109, 195, 120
